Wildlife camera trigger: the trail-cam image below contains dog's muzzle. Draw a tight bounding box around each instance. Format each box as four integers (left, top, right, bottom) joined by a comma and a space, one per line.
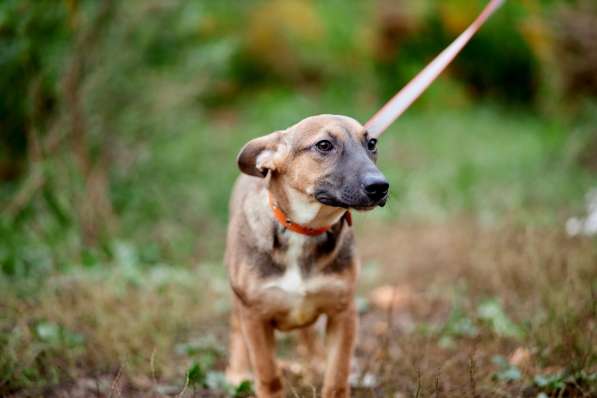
315, 176, 390, 210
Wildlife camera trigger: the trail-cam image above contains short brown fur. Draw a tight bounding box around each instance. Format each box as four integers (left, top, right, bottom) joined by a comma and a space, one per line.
225, 115, 386, 397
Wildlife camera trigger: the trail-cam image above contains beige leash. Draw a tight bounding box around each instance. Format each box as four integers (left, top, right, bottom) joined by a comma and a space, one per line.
365, 0, 506, 138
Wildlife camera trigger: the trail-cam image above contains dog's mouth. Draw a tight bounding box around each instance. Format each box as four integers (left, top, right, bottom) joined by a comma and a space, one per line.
315, 192, 387, 211
315, 194, 349, 209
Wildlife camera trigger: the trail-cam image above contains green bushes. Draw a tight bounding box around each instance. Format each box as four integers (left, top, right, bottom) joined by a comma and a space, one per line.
0, 0, 71, 179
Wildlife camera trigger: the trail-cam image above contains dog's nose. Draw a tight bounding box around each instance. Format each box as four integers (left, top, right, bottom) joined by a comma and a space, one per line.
363, 176, 389, 201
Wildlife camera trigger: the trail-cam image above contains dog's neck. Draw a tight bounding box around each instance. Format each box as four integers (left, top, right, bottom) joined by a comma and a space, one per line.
267, 184, 345, 230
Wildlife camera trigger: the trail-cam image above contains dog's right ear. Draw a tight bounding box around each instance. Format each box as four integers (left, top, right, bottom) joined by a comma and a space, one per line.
237, 131, 285, 178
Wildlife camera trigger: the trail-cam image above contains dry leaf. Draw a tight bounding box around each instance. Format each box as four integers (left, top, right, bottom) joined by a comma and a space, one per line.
509, 347, 532, 368
369, 285, 416, 311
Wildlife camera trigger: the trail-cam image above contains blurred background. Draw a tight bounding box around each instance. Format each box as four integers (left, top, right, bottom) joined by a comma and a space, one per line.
1, 0, 596, 397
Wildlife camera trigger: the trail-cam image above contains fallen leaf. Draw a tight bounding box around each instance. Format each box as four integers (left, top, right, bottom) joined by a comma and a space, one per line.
369, 285, 416, 311
509, 347, 531, 368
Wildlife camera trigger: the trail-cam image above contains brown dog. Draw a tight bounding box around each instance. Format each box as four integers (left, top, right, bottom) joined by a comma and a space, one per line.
225, 115, 389, 397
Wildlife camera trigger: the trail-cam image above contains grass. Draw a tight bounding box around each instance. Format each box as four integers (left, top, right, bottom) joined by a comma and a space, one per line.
0, 263, 230, 396
1, 88, 596, 396
1, 222, 595, 397
355, 221, 596, 395
2, 83, 593, 270
109, 87, 595, 264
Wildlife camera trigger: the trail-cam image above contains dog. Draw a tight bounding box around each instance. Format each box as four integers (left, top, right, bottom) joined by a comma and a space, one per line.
225, 114, 389, 398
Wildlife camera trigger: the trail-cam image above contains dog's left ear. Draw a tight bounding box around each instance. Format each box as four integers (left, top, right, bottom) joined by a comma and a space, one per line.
237, 131, 285, 178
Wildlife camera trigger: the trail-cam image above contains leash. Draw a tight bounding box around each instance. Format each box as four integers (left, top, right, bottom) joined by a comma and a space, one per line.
365, 0, 505, 138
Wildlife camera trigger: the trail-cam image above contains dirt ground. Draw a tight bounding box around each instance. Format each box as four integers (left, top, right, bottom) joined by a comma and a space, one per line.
8, 221, 596, 398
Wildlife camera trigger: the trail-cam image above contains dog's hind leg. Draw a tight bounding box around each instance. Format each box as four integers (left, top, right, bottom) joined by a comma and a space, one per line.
226, 301, 253, 385
297, 324, 326, 382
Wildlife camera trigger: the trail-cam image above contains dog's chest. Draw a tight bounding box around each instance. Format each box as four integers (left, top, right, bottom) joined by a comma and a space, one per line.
259, 234, 348, 329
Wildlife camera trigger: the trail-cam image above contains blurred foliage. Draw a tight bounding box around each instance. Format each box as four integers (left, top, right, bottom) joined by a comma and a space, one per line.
0, 0, 596, 276
375, 0, 539, 102
0, 0, 72, 179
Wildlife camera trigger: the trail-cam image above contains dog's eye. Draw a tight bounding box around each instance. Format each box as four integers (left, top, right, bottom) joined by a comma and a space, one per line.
315, 140, 333, 152
367, 138, 378, 152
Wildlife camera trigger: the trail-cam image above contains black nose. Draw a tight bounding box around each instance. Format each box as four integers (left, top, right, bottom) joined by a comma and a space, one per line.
363, 176, 389, 201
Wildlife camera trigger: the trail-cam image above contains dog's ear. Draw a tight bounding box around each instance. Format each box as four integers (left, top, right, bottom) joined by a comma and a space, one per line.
237, 131, 285, 178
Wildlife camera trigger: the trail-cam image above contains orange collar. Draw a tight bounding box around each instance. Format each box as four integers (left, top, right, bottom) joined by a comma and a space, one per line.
268, 193, 351, 236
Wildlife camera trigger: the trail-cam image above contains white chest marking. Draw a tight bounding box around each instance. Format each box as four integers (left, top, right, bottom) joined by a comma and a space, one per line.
263, 234, 307, 295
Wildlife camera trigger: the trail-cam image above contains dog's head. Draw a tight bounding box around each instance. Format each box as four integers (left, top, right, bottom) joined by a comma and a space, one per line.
237, 114, 389, 210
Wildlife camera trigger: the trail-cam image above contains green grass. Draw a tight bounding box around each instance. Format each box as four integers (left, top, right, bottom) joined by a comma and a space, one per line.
142, 85, 594, 225
377, 104, 592, 224
2, 83, 593, 273
114, 87, 592, 259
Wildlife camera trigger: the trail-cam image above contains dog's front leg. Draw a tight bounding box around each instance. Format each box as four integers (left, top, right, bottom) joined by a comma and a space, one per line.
239, 309, 283, 398
226, 301, 253, 385
322, 303, 357, 398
